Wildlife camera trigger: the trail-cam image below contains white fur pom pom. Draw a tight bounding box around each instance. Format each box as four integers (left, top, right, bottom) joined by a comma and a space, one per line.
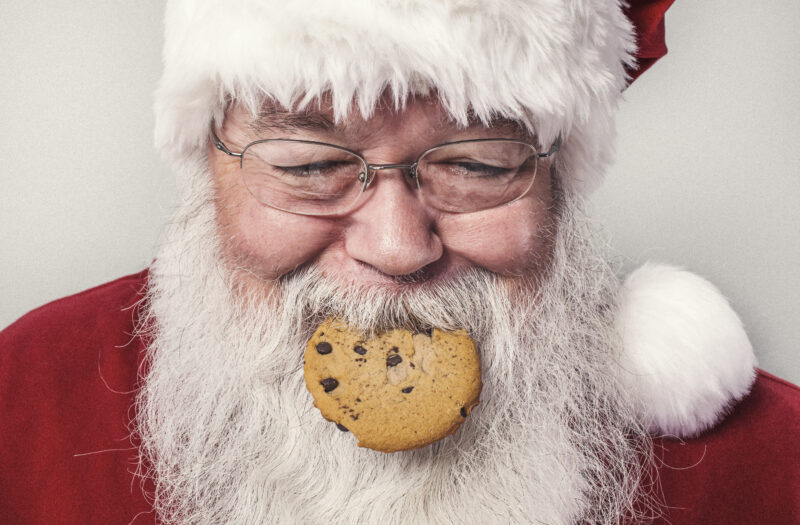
616, 263, 757, 437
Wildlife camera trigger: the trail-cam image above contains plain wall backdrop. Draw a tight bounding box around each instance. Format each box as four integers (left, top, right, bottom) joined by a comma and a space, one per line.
1, 1, 799, 384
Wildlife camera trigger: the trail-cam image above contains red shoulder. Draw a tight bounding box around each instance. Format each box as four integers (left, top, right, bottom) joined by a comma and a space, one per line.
1, 269, 150, 345
653, 369, 800, 524
0, 270, 155, 524
754, 368, 800, 405
0, 269, 151, 389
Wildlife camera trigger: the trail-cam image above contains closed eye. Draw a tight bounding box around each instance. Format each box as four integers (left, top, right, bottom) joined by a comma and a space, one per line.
274, 160, 350, 177
447, 161, 512, 178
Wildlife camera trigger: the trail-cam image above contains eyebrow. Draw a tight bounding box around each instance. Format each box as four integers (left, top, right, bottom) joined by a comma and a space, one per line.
475, 118, 529, 137
249, 109, 337, 135
430, 111, 532, 140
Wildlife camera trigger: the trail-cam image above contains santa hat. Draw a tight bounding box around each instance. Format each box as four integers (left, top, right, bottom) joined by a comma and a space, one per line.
153, 0, 756, 437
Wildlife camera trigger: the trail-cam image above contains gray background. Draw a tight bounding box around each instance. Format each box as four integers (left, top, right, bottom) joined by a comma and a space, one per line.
2, 1, 798, 384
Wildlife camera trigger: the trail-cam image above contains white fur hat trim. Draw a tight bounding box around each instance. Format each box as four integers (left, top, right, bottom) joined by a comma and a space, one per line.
616, 263, 757, 437
155, 0, 637, 194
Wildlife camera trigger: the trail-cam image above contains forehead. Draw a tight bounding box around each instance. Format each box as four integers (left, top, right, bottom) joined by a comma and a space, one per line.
239, 97, 531, 143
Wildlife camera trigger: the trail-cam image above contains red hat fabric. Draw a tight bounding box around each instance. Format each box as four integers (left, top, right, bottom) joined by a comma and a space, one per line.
624, 0, 676, 83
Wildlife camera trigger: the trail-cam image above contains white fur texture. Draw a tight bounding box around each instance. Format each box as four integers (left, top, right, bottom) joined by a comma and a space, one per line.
616, 263, 757, 437
154, 0, 636, 194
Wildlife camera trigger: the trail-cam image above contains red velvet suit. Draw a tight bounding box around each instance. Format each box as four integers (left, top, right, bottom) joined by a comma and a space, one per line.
2, 272, 798, 524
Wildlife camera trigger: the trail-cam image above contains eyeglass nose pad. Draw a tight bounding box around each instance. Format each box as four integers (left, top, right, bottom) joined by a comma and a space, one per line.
358, 168, 374, 190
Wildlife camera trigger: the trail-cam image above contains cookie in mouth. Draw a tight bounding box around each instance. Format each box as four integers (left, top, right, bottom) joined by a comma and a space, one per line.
303, 318, 482, 453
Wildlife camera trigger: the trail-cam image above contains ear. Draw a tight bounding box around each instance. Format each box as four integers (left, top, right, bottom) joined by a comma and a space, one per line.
615, 263, 757, 437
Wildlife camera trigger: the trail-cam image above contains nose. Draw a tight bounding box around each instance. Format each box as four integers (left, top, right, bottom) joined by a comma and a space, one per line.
344, 169, 443, 277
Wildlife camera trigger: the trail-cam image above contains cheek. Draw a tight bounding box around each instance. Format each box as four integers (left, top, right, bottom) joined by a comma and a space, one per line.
437, 192, 555, 276
214, 175, 339, 280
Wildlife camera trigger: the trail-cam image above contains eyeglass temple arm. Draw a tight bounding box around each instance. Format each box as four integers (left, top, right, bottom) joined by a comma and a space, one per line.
209, 121, 243, 158
539, 134, 562, 158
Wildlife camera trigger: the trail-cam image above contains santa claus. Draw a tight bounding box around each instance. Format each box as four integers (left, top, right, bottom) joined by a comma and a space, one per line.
1, 1, 798, 524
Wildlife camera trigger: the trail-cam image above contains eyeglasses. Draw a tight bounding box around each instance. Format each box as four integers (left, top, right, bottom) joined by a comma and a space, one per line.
209, 122, 560, 216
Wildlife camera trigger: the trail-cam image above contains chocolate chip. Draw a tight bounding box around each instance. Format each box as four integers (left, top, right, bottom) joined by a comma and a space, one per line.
460, 407, 468, 418
316, 342, 333, 355
320, 378, 339, 392
401, 386, 414, 394
386, 354, 402, 367
391, 346, 399, 353
336, 423, 349, 432
354, 345, 367, 355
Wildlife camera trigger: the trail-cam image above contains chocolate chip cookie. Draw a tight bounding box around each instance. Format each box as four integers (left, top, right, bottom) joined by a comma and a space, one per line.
304, 319, 482, 452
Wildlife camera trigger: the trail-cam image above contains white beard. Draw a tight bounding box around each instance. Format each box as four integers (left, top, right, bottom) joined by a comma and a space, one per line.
135, 160, 655, 524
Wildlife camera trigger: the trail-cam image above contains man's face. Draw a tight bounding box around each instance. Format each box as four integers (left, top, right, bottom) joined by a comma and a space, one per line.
209, 98, 556, 291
